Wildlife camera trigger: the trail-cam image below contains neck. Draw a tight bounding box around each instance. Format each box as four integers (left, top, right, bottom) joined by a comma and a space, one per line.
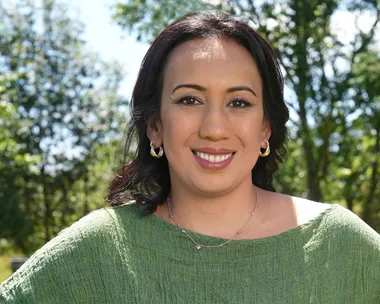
157, 183, 260, 239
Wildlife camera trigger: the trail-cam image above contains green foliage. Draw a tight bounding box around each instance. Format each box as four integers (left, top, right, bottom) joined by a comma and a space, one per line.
113, 0, 215, 41
113, 0, 380, 230
0, 0, 126, 252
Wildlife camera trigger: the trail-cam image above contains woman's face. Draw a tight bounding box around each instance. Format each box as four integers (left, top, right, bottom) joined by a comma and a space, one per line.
148, 38, 270, 197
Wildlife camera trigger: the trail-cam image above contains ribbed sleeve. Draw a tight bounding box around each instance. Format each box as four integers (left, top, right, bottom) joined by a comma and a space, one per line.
1, 203, 379, 303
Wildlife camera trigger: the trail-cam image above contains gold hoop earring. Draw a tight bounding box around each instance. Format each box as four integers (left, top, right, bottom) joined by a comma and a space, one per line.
259, 140, 270, 157
150, 141, 164, 158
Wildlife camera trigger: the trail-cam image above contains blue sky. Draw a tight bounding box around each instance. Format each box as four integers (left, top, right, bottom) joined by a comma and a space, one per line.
64, 0, 149, 98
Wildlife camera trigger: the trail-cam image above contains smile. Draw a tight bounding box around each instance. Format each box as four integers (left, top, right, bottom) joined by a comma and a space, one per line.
192, 149, 235, 170
194, 152, 233, 163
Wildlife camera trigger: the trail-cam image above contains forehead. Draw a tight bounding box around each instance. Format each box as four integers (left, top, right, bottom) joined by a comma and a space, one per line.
163, 38, 262, 88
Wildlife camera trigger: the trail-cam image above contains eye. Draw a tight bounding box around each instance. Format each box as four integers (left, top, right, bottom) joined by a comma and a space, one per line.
177, 96, 202, 106
228, 99, 252, 108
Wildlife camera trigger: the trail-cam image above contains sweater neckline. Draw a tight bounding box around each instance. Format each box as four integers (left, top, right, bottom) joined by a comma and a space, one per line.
145, 203, 340, 250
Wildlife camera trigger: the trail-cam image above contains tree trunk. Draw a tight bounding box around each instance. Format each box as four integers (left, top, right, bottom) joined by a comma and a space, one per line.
293, 0, 323, 202
83, 170, 89, 216
362, 126, 379, 225
346, 197, 354, 211
41, 166, 51, 243
60, 179, 68, 227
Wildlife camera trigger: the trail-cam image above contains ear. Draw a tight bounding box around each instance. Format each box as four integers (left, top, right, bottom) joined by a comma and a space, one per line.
260, 119, 271, 147
147, 115, 163, 147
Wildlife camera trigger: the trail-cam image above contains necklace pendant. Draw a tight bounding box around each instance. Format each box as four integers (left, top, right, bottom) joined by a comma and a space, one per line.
195, 245, 201, 250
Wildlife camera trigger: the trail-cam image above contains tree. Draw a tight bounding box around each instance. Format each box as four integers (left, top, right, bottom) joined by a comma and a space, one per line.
112, 0, 380, 229
0, 0, 126, 252
0, 74, 37, 252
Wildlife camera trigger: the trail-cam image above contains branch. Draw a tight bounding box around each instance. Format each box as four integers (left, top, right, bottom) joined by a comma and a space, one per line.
343, 7, 380, 85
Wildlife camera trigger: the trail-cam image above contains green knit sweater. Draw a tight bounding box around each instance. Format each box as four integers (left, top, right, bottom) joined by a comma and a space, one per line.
1, 203, 379, 303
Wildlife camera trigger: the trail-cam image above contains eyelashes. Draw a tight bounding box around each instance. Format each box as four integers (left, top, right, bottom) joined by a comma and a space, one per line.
176, 95, 202, 106
229, 99, 252, 108
173, 95, 253, 108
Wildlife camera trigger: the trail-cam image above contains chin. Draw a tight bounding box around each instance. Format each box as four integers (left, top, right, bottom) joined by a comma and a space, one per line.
189, 179, 237, 197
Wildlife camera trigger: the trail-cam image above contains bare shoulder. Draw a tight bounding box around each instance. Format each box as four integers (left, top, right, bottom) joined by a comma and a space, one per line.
289, 196, 332, 225
258, 190, 333, 232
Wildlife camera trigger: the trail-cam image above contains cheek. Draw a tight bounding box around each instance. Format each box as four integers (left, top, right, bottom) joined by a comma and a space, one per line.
160, 108, 197, 152
236, 117, 264, 145
161, 109, 182, 138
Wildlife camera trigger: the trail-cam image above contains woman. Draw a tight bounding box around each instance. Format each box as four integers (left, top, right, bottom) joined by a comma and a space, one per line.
1, 10, 379, 304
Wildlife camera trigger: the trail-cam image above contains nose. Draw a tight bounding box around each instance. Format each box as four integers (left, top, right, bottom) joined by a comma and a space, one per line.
198, 105, 231, 141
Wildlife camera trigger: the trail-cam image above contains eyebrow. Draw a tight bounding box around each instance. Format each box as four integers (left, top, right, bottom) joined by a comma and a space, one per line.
171, 84, 257, 97
227, 86, 257, 97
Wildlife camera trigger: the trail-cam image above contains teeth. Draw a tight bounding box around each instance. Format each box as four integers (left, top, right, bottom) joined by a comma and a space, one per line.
195, 152, 232, 162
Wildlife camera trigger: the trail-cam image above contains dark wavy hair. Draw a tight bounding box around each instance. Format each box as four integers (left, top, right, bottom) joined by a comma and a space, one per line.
106, 10, 289, 213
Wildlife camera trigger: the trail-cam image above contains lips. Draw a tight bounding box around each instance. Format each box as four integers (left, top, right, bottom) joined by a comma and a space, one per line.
192, 147, 236, 170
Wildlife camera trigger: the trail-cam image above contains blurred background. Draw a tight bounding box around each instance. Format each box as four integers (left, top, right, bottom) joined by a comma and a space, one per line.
0, 0, 379, 282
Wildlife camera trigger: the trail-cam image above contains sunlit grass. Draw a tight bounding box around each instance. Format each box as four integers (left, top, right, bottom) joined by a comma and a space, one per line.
0, 254, 13, 283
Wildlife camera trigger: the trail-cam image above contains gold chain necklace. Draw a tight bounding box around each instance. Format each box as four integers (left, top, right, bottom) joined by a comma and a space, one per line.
167, 191, 258, 250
